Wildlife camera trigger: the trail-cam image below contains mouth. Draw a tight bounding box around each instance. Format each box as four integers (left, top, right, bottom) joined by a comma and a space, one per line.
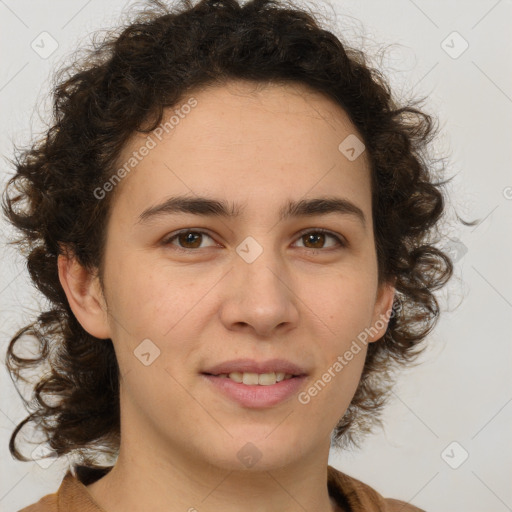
201, 358, 308, 384
200, 359, 308, 408
201, 371, 297, 386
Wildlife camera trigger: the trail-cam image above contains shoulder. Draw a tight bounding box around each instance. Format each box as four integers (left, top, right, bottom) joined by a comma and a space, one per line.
327, 465, 426, 512
17, 492, 58, 512
16, 466, 110, 512
384, 497, 426, 512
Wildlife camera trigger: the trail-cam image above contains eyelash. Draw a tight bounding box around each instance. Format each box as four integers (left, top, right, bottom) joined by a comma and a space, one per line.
161, 228, 346, 253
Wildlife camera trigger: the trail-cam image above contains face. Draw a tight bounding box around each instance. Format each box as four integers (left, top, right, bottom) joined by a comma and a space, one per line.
89, 80, 394, 472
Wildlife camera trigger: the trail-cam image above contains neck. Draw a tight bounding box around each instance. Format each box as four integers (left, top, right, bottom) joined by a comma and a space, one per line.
85, 432, 339, 512
85, 385, 341, 512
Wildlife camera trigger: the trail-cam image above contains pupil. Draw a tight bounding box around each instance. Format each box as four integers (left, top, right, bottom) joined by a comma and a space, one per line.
306, 233, 324, 248
178, 232, 326, 249
181, 232, 200, 247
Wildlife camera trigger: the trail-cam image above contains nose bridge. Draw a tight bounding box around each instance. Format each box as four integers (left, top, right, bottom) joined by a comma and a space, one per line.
233, 232, 285, 296
220, 233, 299, 335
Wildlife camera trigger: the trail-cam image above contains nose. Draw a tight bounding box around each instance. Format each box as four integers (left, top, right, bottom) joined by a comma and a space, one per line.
218, 245, 300, 338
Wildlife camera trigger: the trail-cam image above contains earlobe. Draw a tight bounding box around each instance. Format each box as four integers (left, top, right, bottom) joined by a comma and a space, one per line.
57, 251, 111, 339
367, 280, 396, 343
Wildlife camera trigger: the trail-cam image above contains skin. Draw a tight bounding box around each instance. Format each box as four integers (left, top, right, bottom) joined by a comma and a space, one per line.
58, 80, 395, 512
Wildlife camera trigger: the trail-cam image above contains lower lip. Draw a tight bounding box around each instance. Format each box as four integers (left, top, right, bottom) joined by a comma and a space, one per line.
202, 374, 307, 408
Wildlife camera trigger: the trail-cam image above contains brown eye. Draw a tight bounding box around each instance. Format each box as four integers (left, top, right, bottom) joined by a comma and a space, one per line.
163, 230, 217, 251
162, 228, 346, 253
176, 232, 203, 248
295, 229, 345, 250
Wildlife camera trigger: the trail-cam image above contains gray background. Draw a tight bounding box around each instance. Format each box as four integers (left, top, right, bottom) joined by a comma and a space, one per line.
1, 1, 511, 511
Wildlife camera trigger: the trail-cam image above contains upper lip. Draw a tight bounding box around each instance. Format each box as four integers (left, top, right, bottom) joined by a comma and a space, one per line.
202, 358, 308, 376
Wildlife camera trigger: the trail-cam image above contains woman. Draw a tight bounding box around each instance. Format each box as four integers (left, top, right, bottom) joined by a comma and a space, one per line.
3, 0, 453, 510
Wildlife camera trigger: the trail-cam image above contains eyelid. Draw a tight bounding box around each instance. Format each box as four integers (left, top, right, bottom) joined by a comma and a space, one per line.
162, 227, 347, 251
294, 227, 346, 248
161, 228, 219, 250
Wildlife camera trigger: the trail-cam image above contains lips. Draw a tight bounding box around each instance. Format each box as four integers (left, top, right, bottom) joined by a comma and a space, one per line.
202, 358, 308, 377
202, 372, 307, 408
201, 358, 309, 407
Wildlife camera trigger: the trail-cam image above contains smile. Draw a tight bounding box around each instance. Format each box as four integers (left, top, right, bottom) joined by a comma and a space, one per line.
210, 371, 295, 385
201, 373, 306, 408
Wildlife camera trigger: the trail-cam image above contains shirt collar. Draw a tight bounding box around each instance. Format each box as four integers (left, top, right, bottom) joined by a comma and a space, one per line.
52, 463, 417, 512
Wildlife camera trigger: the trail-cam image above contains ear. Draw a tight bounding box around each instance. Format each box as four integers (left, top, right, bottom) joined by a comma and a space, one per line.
57, 251, 111, 339
367, 279, 396, 343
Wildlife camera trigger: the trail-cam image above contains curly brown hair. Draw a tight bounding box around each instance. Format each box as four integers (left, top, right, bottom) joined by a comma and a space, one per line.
3, 0, 457, 470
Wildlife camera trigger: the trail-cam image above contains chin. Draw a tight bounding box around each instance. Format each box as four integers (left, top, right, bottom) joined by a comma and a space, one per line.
204, 431, 305, 472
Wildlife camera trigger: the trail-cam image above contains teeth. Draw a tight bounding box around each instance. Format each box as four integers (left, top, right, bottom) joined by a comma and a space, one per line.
243, 372, 260, 385
219, 371, 294, 385
227, 372, 243, 383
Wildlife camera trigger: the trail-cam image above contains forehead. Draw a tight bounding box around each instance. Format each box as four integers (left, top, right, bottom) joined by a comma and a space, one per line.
166, 79, 363, 152
109, 80, 371, 221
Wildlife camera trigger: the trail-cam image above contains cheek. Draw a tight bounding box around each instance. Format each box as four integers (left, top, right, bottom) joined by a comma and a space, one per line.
297, 273, 375, 410
105, 255, 201, 339
104, 258, 216, 385
304, 271, 378, 343
296, 348, 367, 440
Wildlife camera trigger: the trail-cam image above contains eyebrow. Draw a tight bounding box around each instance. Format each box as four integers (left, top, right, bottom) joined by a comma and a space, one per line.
137, 195, 366, 228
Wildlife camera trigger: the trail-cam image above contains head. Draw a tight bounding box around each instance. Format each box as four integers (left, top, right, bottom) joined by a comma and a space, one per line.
3, 0, 452, 471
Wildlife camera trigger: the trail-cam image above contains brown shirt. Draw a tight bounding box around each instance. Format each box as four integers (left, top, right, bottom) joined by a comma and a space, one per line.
18, 464, 425, 512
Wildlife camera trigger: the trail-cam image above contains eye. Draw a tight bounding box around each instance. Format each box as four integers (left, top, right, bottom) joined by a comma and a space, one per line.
162, 228, 346, 252
293, 228, 346, 250
162, 230, 218, 251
